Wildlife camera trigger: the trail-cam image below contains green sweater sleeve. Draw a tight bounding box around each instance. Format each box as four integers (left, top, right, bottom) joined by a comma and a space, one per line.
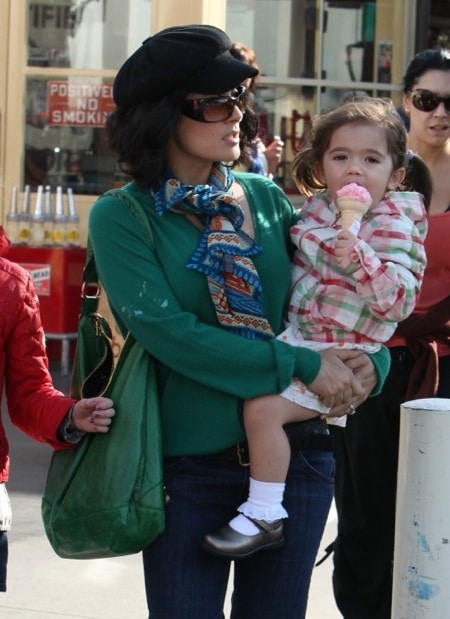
368, 344, 391, 395
292, 348, 322, 385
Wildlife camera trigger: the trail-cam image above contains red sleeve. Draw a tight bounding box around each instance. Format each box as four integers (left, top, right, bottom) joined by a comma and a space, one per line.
4, 264, 75, 450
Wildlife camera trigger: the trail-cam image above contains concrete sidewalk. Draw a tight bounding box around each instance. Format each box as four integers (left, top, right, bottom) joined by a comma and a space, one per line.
0, 365, 341, 619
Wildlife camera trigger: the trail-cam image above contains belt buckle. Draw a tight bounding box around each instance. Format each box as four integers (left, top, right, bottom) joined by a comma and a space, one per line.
236, 443, 250, 467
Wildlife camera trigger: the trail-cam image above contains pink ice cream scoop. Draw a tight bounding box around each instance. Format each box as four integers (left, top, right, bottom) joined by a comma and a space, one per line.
336, 183, 372, 230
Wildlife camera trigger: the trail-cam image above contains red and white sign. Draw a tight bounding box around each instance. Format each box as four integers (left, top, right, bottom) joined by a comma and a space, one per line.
19, 263, 51, 296
47, 80, 115, 127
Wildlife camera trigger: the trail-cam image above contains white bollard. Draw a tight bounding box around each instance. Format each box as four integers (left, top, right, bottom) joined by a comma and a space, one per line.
392, 398, 450, 618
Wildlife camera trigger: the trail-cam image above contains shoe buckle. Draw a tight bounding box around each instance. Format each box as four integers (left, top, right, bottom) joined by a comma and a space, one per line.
236, 443, 250, 467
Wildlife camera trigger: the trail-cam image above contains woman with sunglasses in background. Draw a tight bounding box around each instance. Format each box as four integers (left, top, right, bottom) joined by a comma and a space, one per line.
403, 47, 450, 213
331, 47, 450, 619
88, 25, 389, 619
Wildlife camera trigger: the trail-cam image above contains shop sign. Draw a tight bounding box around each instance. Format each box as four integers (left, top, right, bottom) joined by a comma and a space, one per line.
19, 263, 51, 296
47, 81, 115, 127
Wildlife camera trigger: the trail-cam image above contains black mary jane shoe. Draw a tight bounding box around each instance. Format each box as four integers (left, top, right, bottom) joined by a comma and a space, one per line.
201, 518, 284, 560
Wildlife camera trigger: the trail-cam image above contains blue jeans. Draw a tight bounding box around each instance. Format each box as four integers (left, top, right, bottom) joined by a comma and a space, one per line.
142, 445, 334, 618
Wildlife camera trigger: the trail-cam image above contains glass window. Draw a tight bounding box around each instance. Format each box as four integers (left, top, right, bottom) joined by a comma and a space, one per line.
428, 0, 450, 49
24, 0, 151, 195
27, 0, 151, 70
226, 0, 410, 197
25, 77, 118, 195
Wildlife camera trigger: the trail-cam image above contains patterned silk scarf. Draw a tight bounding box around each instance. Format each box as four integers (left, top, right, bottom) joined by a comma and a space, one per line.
152, 163, 274, 340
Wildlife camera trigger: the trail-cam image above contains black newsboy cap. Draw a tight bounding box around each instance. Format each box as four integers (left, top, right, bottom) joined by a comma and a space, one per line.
113, 24, 259, 109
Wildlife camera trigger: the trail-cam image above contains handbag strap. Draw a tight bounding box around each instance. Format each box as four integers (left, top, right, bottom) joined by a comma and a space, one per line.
81, 188, 155, 318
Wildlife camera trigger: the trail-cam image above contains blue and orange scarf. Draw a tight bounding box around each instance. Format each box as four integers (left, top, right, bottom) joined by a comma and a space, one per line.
152, 163, 273, 341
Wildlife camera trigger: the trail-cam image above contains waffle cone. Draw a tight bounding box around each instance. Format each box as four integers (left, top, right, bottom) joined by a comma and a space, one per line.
340, 209, 362, 230
337, 198, 369, 230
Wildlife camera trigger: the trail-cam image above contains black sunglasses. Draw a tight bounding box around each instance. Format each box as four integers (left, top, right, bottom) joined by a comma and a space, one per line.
182, 86, 248, 123
410, 88, 450, 113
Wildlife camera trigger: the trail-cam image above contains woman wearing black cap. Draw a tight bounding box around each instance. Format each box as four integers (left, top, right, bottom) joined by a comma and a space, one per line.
89, 24, 387, 618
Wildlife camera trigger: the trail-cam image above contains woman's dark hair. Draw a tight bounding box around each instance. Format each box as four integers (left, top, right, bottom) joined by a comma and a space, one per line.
106, 90, 259, 188
291, 97, 432, 211
402, 47, 450, 93
230, 42, 260, 93
401, 152, 432, 212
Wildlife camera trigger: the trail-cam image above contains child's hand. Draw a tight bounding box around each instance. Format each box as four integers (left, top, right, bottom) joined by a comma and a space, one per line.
72, 397, 115, 433
335, 230, 357, 265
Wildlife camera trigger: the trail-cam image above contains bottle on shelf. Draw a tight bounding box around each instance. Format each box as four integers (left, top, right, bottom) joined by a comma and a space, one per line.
6, 186, 20, 245
52, 186, 67, 246
18, 185, 31, 245
43, 185, 54, 246
29, 185, 45, 246
66, 187, 80, 247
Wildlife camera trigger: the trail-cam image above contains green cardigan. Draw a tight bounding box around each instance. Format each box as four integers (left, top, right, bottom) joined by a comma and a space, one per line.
89, 172, 389, 455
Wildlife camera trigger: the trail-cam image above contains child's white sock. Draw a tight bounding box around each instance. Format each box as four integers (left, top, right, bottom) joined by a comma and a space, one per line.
229, 477, 288, 536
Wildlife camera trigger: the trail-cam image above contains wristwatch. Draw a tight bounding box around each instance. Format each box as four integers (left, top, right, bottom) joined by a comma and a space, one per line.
57, 405, 86, 444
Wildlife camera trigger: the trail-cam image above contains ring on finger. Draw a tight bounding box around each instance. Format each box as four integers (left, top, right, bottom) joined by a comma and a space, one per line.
348, 404, 356, 415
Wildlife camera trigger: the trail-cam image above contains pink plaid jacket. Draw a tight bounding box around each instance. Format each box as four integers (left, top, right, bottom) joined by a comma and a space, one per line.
287, 190, 428, 345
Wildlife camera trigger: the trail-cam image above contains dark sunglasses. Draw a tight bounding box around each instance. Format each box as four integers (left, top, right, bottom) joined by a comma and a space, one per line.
410, 88, 450, 113
182, 86, 248, 123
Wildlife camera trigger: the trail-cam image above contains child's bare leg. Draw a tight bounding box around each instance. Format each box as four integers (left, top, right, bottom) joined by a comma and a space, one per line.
244, 394, 318, 483
201, 395, 319, 558
229, 397, 317, 529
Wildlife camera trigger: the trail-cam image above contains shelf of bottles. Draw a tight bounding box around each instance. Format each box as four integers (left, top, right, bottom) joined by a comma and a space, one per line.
5, 185, 86, 372
6, 184, 80, 248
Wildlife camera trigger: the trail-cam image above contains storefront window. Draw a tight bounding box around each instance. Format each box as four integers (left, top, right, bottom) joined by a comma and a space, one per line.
24, 0, 151, 194
226, 0, 409, 197
27, 0, 151, 70
25, 77, 118, 194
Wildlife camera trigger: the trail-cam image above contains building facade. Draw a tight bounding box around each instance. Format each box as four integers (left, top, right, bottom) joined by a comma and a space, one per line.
0, 0, 448, 243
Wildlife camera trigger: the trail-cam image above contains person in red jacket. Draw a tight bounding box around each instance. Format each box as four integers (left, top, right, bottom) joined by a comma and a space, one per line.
0, 225, 115, 591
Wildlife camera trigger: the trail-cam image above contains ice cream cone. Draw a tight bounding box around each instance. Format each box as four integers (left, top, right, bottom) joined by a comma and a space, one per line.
338, 201, 367, 230
336, 184, 372, 231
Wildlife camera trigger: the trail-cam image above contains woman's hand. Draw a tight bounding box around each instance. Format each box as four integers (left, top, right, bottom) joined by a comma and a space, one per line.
328, 350, 377, 417
72, 397, 115, 433
308, 348, 365, 409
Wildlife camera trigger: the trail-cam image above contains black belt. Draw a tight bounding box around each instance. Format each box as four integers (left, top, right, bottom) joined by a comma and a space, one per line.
214, 422, 334, 467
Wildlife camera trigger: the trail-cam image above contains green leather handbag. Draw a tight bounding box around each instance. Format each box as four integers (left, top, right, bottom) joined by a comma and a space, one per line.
41, 188, 165, 559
